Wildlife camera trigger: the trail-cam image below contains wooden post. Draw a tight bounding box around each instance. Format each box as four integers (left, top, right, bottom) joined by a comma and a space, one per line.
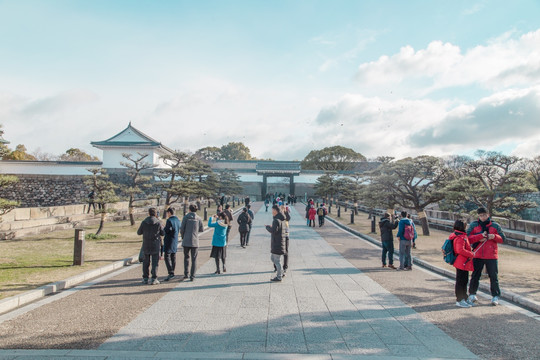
350, 211, 354, 225
73, 229, 85, 266
204, 207, 208, 221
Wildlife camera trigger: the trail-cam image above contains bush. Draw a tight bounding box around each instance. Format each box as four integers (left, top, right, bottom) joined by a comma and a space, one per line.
85, 233, 118, 240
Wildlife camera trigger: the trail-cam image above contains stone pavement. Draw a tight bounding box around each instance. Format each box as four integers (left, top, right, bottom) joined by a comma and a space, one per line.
0, 205, 477, 359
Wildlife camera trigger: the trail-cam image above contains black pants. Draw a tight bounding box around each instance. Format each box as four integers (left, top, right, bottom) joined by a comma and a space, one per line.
381, 241, 394, 266
226, 226, 231, 242
455, 268, 469, 301
240, 231, 248, 247
469, 258, 500, 297
183, 247, 198, 279
318, 216, 325, 226
309, 219, 315, 227
87, 202, 95, 213
164, 252, 176, 276
283, 237, 289, 270
142, 253, 159, 279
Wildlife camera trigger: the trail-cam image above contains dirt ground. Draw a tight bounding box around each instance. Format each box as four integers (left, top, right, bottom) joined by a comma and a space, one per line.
327, 210, 540, 303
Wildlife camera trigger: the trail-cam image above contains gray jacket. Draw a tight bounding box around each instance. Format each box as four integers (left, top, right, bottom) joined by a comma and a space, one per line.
137, 216, 164, 255
180, 212, 204, 247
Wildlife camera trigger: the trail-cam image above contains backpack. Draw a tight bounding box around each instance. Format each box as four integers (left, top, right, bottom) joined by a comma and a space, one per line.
403, 221, 414, 241
441, 238, 457, 265
318, 208, 325, 216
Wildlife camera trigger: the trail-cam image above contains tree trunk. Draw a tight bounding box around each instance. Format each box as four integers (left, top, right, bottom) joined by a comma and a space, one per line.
128, 196, 135, 225
95, 211, 106, 236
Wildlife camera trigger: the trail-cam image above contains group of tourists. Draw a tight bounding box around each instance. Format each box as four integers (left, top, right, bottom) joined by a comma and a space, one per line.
138, 198, 505, 310
137, 205, 204, 285
304, 199, 327, 227
379, 206, 504, 308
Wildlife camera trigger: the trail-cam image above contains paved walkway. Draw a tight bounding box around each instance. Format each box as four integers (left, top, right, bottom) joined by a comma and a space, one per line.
0, 206, 477, 359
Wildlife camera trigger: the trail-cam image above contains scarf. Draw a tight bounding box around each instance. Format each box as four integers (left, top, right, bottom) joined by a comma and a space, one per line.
479, 218, 491, 233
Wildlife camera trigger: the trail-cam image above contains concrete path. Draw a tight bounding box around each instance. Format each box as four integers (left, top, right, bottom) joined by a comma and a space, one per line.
0, 205, 478, 359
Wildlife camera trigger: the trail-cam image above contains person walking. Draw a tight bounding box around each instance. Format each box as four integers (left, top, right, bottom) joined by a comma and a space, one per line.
87, 190, 96, 214
224, 204, 233, 243
208, 212, 228, 274
246, 204, 255, 246
317, 204, 327, 227
137, 208, 164, 285
180, 204, 204, 281
162, 207, 181, 281
278, 205, 291, 276
450, 220, 475, 308
467, 207, 505, 306
237, 207, 252, 248
308, 205, 317, 227
397, 211, 417, 270
266, 205, 286, 282
379, 212, 398, 269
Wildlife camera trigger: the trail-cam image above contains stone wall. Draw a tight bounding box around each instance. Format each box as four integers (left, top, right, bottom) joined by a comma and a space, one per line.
0, 174, 89, 208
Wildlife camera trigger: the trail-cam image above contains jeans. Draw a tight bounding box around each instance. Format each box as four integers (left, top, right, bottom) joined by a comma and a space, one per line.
246, 226, 252, 245
164, 252, 176, 276
142, 253, 159, 279
469, 258, 500, 297
183, 247, 198, 279
455, 268, 470, 302
271, 253, 283, 280
399, 240, 412, 269
381, 241, 394, 266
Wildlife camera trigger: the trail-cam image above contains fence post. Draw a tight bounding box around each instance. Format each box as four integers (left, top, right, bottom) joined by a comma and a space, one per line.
371, 216, 376, 233
350, 211, 354, 224
204, 207, 208, 221
73, 229, 85, 266
338, 206, 341, 218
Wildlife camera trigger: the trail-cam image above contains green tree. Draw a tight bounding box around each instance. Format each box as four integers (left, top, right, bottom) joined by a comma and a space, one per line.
0, 125, 10, 160
194, 146, 223, 161
0, 126, 19, 216
157, 150, 192, 216
301, 146, 366, 171
121, 152, 155, 225
368, 156, 451, 235
443, 151, 537, 218
523, 155, 540, 191
85, 168, 119, 235
5, 144, 37, 160
220, 142, 252, 160
213, 169, 242, 202
339, 173, 364, 213
314, 173, 339, 202
60, 148, 99, 162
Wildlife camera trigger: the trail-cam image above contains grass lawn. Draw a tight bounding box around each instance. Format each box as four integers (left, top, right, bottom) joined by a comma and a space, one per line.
327, 210, 540, 303
0, 207, 228, 301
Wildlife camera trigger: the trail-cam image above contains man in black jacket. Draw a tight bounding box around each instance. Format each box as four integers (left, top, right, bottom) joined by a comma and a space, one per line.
137, 208, 164, 285
181, 204, 204, 281
266, 205, 286, 282
379, 212, 398, 269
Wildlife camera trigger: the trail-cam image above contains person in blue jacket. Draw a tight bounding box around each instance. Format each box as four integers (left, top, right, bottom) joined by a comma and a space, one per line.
208, 212, 229, 274
163, 207, 181, 281
396, 211, 417, 270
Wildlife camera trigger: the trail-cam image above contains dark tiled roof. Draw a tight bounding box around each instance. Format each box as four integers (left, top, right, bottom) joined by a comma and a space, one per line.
256, 161, 301, 174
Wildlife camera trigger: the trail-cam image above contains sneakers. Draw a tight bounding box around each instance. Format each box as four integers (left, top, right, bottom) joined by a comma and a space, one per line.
270, 277, 282, 282
491, 296, 500, 306
404, 267, 412, 271
456, 299, 471, 308
142, 278, 149, 284
150, 278, 160, 285
163, 274, 174, 282
467, 294, 478, 304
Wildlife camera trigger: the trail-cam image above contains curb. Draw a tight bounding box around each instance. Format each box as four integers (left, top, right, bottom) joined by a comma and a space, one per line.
0, 254, 139, 315
325, 215, 540, 316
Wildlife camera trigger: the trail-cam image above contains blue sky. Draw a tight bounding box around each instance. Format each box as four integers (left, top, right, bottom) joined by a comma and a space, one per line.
1, 0, 540, 160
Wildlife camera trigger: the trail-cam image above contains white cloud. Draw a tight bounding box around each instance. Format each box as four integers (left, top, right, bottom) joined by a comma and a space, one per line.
355, 29, 540, 94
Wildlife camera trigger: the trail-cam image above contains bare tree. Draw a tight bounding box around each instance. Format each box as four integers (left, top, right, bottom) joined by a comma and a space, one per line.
121, 152, 155, 225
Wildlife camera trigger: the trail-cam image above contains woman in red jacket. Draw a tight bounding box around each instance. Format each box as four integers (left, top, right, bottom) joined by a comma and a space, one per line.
308, 205, 317, 227
451, 220, 475, 308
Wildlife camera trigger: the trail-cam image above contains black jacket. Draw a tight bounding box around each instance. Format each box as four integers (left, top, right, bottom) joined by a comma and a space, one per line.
137, 216, 164, 255
266, 213, 286, 255
379, 217, 398, 243
237, 212, 252, 233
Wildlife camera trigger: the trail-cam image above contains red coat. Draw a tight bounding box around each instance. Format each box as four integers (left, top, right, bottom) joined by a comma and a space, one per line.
451, 231, 474, 271
308, 207, 317, 220
467, 219, 505, 260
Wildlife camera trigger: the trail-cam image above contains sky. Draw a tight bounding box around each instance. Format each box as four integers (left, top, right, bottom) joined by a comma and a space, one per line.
1, 0, 540, 161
